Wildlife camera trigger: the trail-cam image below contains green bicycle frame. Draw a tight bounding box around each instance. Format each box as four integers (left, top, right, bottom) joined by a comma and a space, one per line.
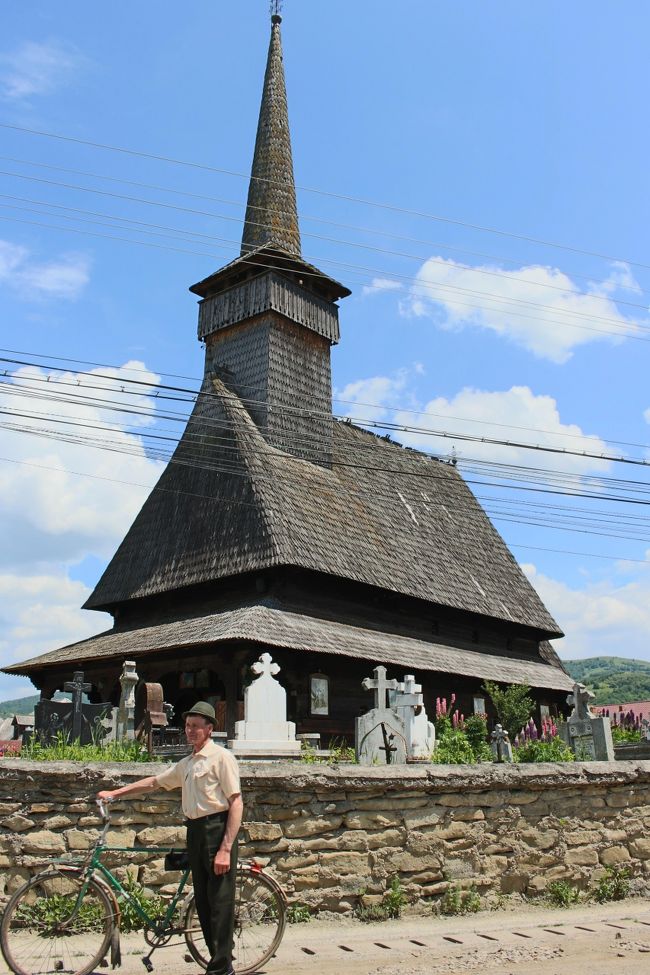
69, 845, 192, 936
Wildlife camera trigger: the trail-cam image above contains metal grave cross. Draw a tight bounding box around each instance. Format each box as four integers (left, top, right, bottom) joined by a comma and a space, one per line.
379, 723, 398, 765
362, 665, 398, 710
64, 671, 92, 741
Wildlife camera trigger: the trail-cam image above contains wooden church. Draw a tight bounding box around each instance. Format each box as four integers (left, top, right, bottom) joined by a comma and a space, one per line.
5, 12, 572, 738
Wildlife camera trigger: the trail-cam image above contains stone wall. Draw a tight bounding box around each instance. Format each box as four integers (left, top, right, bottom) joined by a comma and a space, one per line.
1, 761, 650, 912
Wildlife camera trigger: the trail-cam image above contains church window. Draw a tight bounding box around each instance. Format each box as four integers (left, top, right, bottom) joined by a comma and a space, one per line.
310, 674, 329, 716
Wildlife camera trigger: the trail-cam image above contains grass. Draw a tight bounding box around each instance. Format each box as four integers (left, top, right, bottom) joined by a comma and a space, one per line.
18, 733, 155, 762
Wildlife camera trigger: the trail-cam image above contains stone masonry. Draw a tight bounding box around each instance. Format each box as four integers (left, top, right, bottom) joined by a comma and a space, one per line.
2, 761, 650, 912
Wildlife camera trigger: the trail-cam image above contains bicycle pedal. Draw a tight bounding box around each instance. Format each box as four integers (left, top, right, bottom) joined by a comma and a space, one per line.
141, 958, 154, 972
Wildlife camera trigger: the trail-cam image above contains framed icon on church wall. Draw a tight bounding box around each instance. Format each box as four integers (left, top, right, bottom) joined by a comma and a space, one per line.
195, 669, 210, 689
473, 696, 486, 715
179, 672, 195, 690
310, 674, 329, 716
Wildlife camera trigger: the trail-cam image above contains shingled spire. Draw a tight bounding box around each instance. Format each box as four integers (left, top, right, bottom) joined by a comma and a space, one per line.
240, 12, 301, 256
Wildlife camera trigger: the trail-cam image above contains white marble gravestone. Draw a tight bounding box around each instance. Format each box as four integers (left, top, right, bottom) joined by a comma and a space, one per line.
558, 682, 614, 761
116, 660, 138, 740
229, 653, 300, 757
356, 665, 407, 765
389, 674, 435, 761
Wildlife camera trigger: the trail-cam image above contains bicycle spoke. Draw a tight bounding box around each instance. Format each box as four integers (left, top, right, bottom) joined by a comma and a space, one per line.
1, 868, 114, 975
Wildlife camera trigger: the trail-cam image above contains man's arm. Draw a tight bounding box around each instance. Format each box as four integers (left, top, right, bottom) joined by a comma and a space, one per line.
97, 776, 160, 801
213, 793, 243, 875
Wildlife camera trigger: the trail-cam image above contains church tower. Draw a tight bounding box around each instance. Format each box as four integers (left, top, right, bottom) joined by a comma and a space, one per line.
190, 11, 350, 468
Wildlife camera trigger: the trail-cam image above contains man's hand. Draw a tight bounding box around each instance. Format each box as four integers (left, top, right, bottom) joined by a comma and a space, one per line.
213, 847, 231, 875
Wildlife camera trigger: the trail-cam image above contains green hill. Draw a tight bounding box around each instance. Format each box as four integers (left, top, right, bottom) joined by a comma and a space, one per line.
0, 692, 69, 720
564, 656, 650, 706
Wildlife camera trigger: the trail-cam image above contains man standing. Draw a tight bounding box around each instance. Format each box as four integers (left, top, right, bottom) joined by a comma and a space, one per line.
97, 702, 242, 975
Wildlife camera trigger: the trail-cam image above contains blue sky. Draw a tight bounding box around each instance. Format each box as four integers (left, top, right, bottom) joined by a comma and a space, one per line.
1, 1, 649, 701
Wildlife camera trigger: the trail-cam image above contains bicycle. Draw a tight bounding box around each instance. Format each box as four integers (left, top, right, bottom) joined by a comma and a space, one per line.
0, 799, 286, 975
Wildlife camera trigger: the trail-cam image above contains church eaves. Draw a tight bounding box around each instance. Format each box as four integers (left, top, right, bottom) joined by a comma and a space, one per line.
240, 13, 301, 257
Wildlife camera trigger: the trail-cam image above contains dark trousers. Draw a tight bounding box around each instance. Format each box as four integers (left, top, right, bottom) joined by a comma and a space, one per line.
186, 813, 238, 975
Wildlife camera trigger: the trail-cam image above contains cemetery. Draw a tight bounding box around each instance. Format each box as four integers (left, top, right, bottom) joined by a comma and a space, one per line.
2, 656, 650, 916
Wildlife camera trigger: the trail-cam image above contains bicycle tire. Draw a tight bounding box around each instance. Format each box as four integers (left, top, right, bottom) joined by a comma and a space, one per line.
185, 864, 286, 975
0, 866, 115, 975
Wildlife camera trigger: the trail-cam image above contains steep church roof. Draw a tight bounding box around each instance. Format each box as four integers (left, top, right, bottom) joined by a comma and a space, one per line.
84, 378, 562, 638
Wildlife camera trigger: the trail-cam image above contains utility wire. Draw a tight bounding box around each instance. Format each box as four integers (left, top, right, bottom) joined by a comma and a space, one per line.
3, 354, 649, 469
4, 345, 650, 456
0, 210, 645, 348
4, 153, 645, 297
0, 172, 644, 330
1, 171, 647, 313
2, 120, 649, 271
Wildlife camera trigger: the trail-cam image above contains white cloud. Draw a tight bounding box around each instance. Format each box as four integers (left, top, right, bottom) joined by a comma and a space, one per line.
338, 369, 610, 473
0, 574, 109, 668
404, 257, 642, 363
0, 363, 164, 559
336, 369, 410, 423
524, 562, 650, 664
0, 40, 81, 101
362, 277, 403, 297
0, 362, 165, 697
0, 240, 90, 300
395, 385, 611, 472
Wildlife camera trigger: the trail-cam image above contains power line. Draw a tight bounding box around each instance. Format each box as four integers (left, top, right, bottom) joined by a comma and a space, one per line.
3, 120, 650, 271
0, 209, 645, 348
4, 344, 650, 456
1, 169, 647, 313
4, 153, 644, 296
0, 172, 644, 332
3, 353, 650, 468
3, 452, 647, 565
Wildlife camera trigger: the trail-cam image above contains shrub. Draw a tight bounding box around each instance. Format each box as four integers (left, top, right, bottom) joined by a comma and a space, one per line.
440, 883, 481, 915
433, 729, 476, 765
546, 880, 580, 907
611, 726, 642, 744
118, 874, 167, 932
355, 878, 406, 922
287, 903, 312, 923
514, 737, 574, 763
482, 681, 534, 741
384, 877, 406, 919
594, 866, 630, 903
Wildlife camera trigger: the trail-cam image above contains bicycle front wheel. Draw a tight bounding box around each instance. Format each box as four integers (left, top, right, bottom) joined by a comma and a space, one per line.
0, 867, 115, 975
185, 864, 286, 975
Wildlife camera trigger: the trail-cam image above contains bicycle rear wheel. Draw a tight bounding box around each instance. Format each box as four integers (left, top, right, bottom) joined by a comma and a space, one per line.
0, 867, 115, 975
185, 864, 286, 975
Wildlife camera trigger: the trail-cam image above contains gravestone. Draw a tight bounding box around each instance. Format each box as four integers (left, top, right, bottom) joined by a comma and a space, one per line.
356, 665, 407, 765
229, 653, 301, 757
34, 671, 110, 745
558, 682, 614, 761
389, 673, 435, 761
116, 660, 138, 740
490, 723, 513, 763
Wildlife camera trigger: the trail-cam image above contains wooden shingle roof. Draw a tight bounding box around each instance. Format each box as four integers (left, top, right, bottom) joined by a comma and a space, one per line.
83, 378, 562, 639
5, 603, 571, 691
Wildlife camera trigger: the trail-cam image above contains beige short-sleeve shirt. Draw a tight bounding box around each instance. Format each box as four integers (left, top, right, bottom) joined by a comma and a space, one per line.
155, 740, 241, 820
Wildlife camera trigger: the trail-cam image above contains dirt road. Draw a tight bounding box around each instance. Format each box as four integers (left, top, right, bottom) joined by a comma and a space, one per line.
2, 899, 649, 975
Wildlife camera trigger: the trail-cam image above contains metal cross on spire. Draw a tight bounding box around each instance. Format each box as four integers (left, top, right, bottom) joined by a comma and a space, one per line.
270, 0, 283, 19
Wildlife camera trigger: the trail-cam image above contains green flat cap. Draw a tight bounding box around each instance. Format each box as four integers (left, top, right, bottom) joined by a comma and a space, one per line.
183, 701, 217, 725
